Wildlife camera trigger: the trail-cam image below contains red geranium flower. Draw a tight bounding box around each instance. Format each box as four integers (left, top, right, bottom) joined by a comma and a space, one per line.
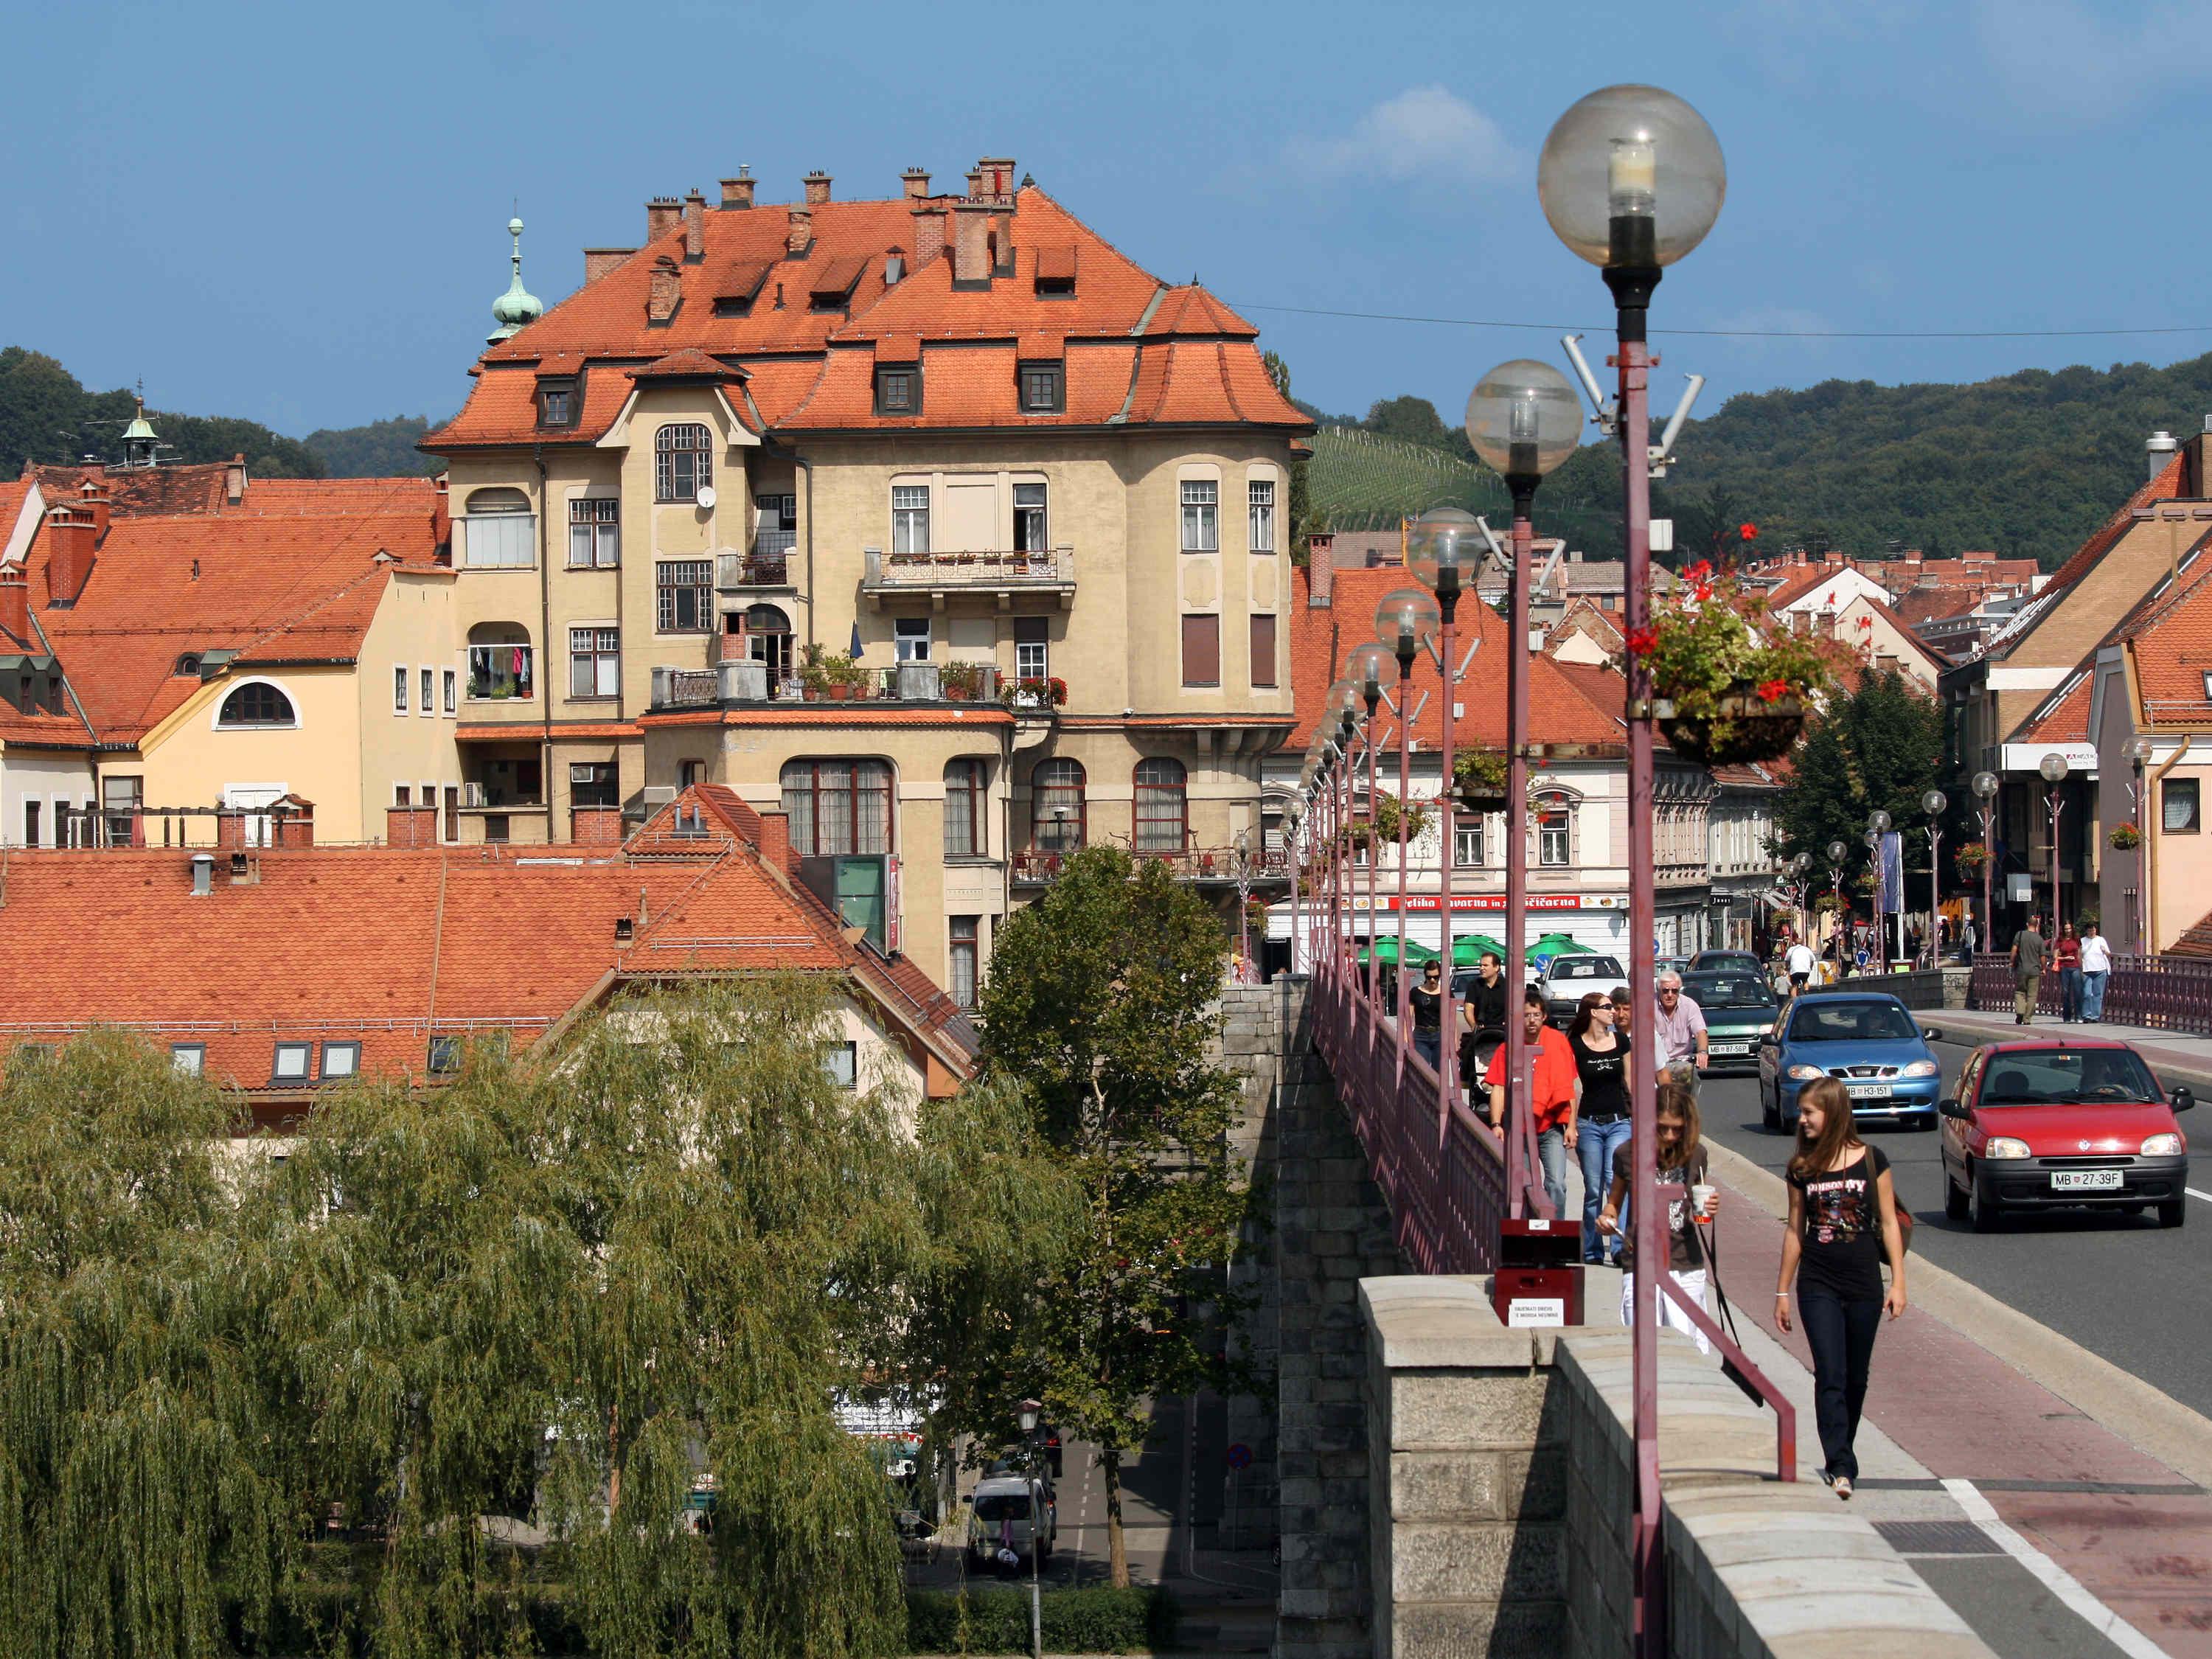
1739, 522, 1759, 540
1756, 678, 1791, 703
1694, 582, 1714, 602
1685, 560, 1713, 581
1626, 626, 1658, 656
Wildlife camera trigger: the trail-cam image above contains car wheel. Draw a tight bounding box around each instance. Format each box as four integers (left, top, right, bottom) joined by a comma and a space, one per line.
1761, 1083, 1778, 1131
1969, 1170, 2003, 1234
2159, 1199, 2186, 1230
1944, 1169, 1969, 1221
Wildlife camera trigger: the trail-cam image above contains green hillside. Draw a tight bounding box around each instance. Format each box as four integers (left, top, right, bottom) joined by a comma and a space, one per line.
0, 347, 323, 479
305, 414, 444, 477
1306, 353, 2212, 571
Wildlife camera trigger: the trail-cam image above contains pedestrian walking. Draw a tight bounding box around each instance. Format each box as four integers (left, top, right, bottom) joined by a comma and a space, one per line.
2079, 919, 2112, 1023
1596, 1082, 1714, 1353
1484, 985, 1577, 1217
1962, 914, 1978, 959
2054, 922, 2082, 1023
1775, 1077, 1908, 1499
1784, 937, 1816, 997
1653, 971, 1709, 1093
1410, 960, 1444, 1071
1566, 991, 1632, 1267
1459, 950, 1511, 1081
2010, 917, 2045, 1025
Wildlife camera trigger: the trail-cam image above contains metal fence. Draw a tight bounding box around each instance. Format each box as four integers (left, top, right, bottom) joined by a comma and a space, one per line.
1970, 952, 2212, 1033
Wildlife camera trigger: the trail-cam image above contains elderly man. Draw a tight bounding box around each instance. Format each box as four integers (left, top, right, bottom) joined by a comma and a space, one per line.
1653, 971, 1708, 1093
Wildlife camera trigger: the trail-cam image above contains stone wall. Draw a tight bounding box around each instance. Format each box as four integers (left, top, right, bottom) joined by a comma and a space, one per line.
1363, 1276, 1994, 1659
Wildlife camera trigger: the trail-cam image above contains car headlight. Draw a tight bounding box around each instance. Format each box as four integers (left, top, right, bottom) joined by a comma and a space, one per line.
2140, 1133, 2185, 1157
1784, 1064, 1826, 1082
1900, 1060, 1940, 1078
1983, 1137, 2033, 1160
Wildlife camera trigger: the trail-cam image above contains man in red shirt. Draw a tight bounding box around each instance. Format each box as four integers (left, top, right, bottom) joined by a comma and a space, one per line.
1485, 984, 1579, 1215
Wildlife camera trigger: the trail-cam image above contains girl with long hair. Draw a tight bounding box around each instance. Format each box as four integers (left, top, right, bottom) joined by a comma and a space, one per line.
1596, 1082, 1714, 1352
1775, 1077, 1908, 1498
1568, 990, 1632, 1267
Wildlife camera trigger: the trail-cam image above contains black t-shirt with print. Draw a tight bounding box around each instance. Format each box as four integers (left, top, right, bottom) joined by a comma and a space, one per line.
1571, 1031, 1631, 1120
1410, 985, 1442, 1034
1789, 1144, 1892, 1300
1610, 1141, 1708, 1274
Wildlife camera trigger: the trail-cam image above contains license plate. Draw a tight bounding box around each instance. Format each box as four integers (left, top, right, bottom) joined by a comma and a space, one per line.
1846, 1083, 1890, 1100
2051, 1169, 2123, 1192
1712, 1043, 1747, 1055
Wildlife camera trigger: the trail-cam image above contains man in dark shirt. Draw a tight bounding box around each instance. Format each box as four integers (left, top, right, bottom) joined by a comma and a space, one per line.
1458, 951, 1512, 1083
2011, 918, 2046, 1026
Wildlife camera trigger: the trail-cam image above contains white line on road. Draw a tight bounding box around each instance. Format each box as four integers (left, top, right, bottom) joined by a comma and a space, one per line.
1941, 1478, 2171, 1659
2185, 1187, 2212, 1204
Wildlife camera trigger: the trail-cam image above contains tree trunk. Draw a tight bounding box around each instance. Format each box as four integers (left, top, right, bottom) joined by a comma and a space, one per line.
1103, 1444, 1130, 1588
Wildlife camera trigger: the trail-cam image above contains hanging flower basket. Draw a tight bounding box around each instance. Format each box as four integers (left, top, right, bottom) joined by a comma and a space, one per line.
1955, 841, 1992, 871
1853, 869, 1879, 894
2109, 822, 2143, 850
1453, 748, 1510, 812
1815, 892, 1846, 914
1623, 564, 1831, 765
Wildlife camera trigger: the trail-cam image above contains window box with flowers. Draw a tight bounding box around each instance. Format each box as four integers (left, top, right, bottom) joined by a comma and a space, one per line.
2109, 822, 2143, 851
1001, 675, 1068, 712
1453, 748, 1510, 813
1955, 841, 1992, 872
1622, 563, 1831, 765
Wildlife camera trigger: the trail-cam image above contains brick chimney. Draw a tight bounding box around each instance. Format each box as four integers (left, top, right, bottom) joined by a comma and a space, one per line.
582, 248, 635, 284
77, 478, 110, 539
44, 504, 95, 606
910, 204, 945, 268
225, 453, 246, 504
683, 189, 707, 261
803, 170, 832, 206
901, 167, 931, 200
976, 156, 1018, 202
571, 806, 623, 845
1307, 537, 1335, 607
0, 566, 27, 641
756, 808, 792, 870
786, 204, 813, 257
951, 202, 992, 283
647, 256, 682, 323
645, 195, 683, 243
720, 170, 754, 209
274, 797, 315, 848
386, 803, 438, 846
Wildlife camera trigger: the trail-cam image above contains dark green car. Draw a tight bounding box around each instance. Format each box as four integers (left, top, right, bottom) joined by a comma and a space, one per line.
1681, 970, 1779, 1074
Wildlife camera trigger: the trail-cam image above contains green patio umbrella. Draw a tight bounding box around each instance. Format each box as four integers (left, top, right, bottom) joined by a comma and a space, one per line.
1531, 932, 1594, 957
1360, 936, 1437, 966
1450, 933, 1509, 967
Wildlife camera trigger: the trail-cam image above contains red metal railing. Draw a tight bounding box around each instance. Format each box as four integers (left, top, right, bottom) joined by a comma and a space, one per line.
1970, 951, 2212, 1032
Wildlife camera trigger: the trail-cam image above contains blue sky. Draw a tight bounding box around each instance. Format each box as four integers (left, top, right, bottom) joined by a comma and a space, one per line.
5, 0, 2207, 438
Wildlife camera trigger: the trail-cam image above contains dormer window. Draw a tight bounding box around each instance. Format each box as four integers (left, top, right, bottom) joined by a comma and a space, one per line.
875, 367, 919, 417
1018, 362, 1064, 414
1033, 246, 1077, 296
538, 379, 578, 428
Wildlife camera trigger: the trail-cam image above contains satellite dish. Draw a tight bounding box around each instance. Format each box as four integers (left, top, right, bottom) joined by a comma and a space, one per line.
695, 484, 717, 509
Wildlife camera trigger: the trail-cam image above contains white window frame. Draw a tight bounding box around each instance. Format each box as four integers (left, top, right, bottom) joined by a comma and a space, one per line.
210, 677, 301, 731
460, 512, 536, 569
1013, 481, 1048, 553
654, 424, 713, 503
1248, 477, 1277, 552
320, 1041, 361, 1082
894, 618, 931, 663
824, 1040, 858, 1090
1455, 820, 1484, 869
568, 495, 622, 568
272, 1042, 311, 1084
568, 626, 621, 698
393, 666, 408, 714
1015, 638, 1048, 681
467, 635, 535, 700
420, 667, 435, 717
891, 484, 931, 555
1181, 480, 1219, 552
171, 1043, 205, 1077
442, 668, 458, 715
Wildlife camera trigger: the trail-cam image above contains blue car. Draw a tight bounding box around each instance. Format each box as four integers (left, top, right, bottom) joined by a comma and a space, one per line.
1757, 990, 1944, 1131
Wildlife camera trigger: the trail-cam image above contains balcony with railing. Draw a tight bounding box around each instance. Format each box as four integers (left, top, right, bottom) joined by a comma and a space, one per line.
714, 548, 795, 591
860, 546, 1077, 608
648, 660, 1004, 713
1011, 841, 1291, 888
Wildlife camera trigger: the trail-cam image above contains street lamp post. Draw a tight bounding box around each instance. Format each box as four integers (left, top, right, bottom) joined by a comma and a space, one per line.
1868, 810, 1894, 967
1377, 589, 1441, 1065
1791, 851, 1813, 958
1284, 804, 1303, 978
1972, 770, 2000, 960
2041, 751, 2071, 937
1464, 363, 1579, 1216
1351, 641, 1395, 1014
1922, 790, 1947, 966
1540, 83, 1727, 1656
1826, 839, 1848, 959
1234, 828, 1253, 984
1018, 1399, 1045, 1659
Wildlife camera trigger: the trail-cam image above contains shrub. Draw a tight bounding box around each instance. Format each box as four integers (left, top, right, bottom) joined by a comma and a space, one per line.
904, 1585, 1176, 1654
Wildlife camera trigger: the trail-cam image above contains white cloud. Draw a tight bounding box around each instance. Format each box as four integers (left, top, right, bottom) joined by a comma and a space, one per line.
1970, 0, 2207, 119
1287, 86, 1523, 188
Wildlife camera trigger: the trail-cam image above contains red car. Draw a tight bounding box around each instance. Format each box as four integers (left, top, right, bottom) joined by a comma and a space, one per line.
1939, 1038, 2194, 1231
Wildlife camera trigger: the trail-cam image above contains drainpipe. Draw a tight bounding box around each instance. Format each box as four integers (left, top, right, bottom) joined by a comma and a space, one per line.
535, 446, 554, 836
794, 451, 816, 650
2146, 734, 2192, 955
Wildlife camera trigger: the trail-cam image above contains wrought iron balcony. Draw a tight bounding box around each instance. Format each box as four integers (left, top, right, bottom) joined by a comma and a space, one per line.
1011, 842, 1290, 887
860, 546, 1076, 608
650, 661, 1001, 712
715, 549, 794, 590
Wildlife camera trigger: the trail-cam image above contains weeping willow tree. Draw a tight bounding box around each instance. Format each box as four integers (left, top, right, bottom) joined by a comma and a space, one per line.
0, 975, 1076, 1658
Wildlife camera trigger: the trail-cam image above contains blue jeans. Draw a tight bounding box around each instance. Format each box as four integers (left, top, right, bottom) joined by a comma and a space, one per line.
2082, 969, 2110, 1022
1413, 1030, 1441, 1071
1578, 1115, 1635, 1264
2060, 967, 2082, 1022
1536, 1126, 1571, 1218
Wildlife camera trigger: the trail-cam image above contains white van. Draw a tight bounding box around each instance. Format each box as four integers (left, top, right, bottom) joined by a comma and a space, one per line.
967, 1474, 1055, 1569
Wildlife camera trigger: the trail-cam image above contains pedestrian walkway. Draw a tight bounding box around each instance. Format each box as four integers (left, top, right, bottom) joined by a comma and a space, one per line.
1560, 1147, 2212, 1658
1935, 1006, 2212, 1088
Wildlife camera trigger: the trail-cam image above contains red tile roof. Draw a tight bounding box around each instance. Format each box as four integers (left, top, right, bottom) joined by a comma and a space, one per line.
1986, 454, 2186, 660
0, 785, 973, 1095
23, 459, 237, 518
423, 181, 1304, 451
2114, 557, 2212, 728
2018, 672, 2091, 742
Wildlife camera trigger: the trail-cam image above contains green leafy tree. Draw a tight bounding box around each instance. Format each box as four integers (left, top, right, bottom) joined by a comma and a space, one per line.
1363, 394, 1450, 448
978, 848, 1252, 1588
0, 347, 324, 476
1773, 669, 1946, 869
307, 415, 447, 478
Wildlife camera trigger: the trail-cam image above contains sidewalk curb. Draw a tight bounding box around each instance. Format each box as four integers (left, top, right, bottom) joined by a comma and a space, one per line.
1936, 1009, 2212, 1091
1703, 1137, 2212, 1491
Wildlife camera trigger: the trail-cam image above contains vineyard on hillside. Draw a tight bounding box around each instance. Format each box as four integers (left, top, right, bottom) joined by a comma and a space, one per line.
1305, 427, 1508, 531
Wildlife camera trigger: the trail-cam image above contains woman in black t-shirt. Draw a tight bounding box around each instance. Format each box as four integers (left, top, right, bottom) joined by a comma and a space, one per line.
1776, 1076, 1908, 1498
1568, 992, 1632, 1265
1408, 961, 1444, 1071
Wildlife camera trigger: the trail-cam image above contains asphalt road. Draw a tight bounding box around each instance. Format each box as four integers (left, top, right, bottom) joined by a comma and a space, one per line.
1696, 1042, 2212, 1421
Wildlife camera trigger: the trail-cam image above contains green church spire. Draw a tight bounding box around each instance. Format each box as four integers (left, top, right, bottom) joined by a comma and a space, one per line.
489, 215, 543, 344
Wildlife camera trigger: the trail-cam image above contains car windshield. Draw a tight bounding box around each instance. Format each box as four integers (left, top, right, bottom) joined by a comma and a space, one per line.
1979, 1050, 2160, 1105
1788, 1001, 1919, 1043
973, 1494, 1034, 1522
1695, 953, 1759, 971
1683, 974, 1775, 1012
1552, 956, 1624, 980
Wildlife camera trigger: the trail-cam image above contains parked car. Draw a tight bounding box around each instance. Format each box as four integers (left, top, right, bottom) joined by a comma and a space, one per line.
1938, 1039, 2193, 1231
1537, 953, 1630, 1026
1688, 949, 1764, 977
968, 1473, 1055, 1571
1679, 970, 1779, 1074
1757, 990, 1944, 1130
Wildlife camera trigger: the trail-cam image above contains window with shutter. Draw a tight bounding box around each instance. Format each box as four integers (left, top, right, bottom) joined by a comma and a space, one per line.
1181, 614, 1220, 687
1249, 613, 1278, 688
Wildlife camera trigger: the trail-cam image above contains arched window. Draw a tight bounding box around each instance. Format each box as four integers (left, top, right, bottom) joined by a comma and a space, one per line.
1032, 759, 1085, 853
737, 603, 793, 684
781, 758, 893, 855
655, 424, 712, 502
462, 487, 535, 569
467, 622, 535, 700
1534, 791, 1573, 868
217, 680, 295, 727
1133, 757, 1188, 853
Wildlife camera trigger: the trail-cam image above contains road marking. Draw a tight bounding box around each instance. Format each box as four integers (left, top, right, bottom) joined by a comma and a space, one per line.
2186, 1187, 2212, 1204
1940, 1478, 2170, 1659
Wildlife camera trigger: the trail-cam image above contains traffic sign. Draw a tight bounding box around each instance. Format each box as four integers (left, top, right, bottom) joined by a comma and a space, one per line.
1225, 1442, 1252, 1470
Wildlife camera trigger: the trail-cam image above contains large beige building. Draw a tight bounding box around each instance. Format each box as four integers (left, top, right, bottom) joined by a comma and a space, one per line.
422, 160, 1308, 993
